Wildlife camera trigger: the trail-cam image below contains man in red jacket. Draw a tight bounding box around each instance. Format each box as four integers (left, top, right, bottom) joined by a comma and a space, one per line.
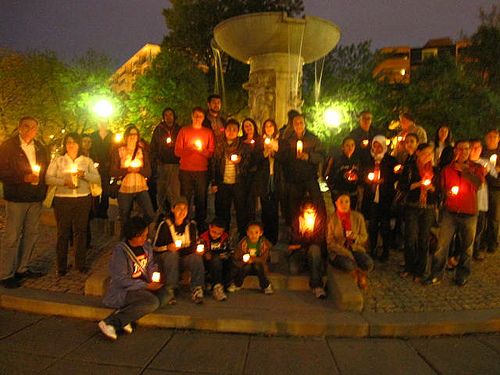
424, 140, 485, 287
175, 107, 215, 232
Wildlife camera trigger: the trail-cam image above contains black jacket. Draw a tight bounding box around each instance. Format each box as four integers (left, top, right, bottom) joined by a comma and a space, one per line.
211, 138, 251, 186
360, 153, 398, 212
0, 136, 49, 202
150, 121, 180, 165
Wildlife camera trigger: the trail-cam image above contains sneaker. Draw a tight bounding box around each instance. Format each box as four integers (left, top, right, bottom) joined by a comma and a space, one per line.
313, 287, 326, 299
263, 283, 274, 295
0, 277, 21, 289
191, 286, 204, 304
98, 321, 117, 340
166, 288, 177, 305
122, 323, 133, 334
213, 283, 227, 301
422, 276, 441, 286
227, 283, 241, 293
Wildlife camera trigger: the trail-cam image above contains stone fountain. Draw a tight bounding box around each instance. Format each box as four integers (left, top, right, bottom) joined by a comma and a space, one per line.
213, 12, 340, 128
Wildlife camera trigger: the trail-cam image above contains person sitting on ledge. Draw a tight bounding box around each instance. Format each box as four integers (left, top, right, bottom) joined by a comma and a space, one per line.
327, 193, 373, 290
99, 216, 167, 341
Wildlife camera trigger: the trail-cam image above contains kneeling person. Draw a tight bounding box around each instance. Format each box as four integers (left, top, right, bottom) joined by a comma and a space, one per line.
153, 197, 205, 304
99, 217, 167, 340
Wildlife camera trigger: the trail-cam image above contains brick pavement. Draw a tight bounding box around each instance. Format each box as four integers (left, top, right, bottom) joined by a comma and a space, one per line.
1, 206, 500, 313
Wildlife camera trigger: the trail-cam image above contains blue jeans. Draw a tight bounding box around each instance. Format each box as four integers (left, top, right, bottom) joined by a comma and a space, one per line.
0, 201, 41, 280
204, 255, 233, 288
430, 210, 477, 280
179, 170, 208, 232
234, 262, 270, 289
330, 251, 374, 272
288, 244, 324, 288
404, 206, 435, 277
104, 287, 168, 330
117, 191, 155, 234
154, 251, 205, 290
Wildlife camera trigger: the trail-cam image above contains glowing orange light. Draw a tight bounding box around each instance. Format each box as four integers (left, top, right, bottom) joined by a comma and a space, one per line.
230, 154, 238, 162
32, 164, 41, 175
264, 138, 271, 145
451, 186, 459, 195
166, 137, 172, 144
196, 244, 205, 254
422, 179, 431, 186
175, 240, 182, 248
130, 159, 142, 168
368, 172, 375, 181
490, 154, 497, 167
194, 139, 202, 150
250, 139, 255, 144
296, 140, 303, 155
242, 254, 250, 263
152, 272, 161, 283
393, 164, 402, 173
362, 139, 369, 147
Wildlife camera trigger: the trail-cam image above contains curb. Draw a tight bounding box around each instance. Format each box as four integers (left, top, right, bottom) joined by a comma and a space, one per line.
1, 287, 499, 338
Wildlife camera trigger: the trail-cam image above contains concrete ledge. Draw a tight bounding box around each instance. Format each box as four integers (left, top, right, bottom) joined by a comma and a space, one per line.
327, 265, 364, 312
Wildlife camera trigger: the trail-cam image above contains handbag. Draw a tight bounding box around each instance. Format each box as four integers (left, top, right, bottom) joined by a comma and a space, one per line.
122, 242, 152, 283
42, 185, 57, 208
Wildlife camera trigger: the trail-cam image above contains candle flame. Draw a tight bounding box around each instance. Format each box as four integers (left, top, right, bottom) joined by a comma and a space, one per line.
194, 139, 202, 150
451, 186, 459, 195
264, 138, 271, 145
166, 137, 172, 144
32, 165, 41, 174
368, 172, 375, 181
130, 159, 142, 168
152, 272, 161, 283
69, 164, 78, 174
230, 154, 238, 162
362, 139, 369, 147
196, 244, 205, 253
296, 140, 303, 154
422, 179, 431, 186
175, 240, 182, 248
394, 164, 402, 173
242, 254, 250, 263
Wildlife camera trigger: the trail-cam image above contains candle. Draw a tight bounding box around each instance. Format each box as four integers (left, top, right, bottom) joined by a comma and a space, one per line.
368, 172, 375, 181
362, 139, 369, 147
393, 164, 402, 173
93, 162, 99, 169
304, 212, 316, 231
397, 136, 403, 142
114, 133, 123, 143
264, 137, 271, 145
242, 253, 250, 263
130, 159, 142, 168
490, 154, 497, 167
250, 139, 255, 144
230, 154, 238, 162
194, 139, 202, 151
175, 240, 182, 248
422, 179, 431, 186
346, 169, 357, 181
345, 230, 352, 238
166, 136, 172, 144
451, 186, 459, 195
70, 164, 78, 188
152, 272, 161, 283
32, 164, 41, 176
196, 244, 205, 254
296, 140, 303, 155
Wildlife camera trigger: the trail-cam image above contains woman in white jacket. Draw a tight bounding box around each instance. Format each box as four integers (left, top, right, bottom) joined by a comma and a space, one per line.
46, 132, 100, 275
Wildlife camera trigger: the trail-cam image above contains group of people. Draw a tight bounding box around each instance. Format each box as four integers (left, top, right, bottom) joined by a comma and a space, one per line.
0, 96, 498, 341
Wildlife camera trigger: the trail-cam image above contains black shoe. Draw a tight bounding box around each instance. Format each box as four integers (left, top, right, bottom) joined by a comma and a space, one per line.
1, 277, 21, 289
379, 252, 389, 263
56, 270, 67, 277
455, 277, 468, 287
422, 276, 441, 286
15, 270, 44, 279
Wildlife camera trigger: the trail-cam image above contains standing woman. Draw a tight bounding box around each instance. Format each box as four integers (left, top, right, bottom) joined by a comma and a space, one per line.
399, 143, 439, 282
433, 125, 454, 170
46, 132, 100, 275
254, 119, 281, 244
110, 125, 155, 236
241, 118, 260, 223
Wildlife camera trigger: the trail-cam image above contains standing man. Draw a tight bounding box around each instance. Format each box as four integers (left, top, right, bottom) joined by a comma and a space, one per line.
481, 128, 500, 254
202, 94, 225, 145
424, 140, 485, 286
392, 112, 428, 163
175, 107, 215, 232
90, 120, 114, 219
0, 117, 48, 288
150, 107, 181, 214
349, 110, 379, 164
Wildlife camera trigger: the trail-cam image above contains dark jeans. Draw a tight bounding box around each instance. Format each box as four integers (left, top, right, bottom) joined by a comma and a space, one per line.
474, 211, 487, 256
94, 174, 110, 219
404, 206, 435, 277
156, 163, 181, 214
179, 170, 208, 232
154, 251, 205, 290
260, 192, 279, 245
104, 287, 168, 330
288, 244, 324, 288
215, 182, 247, 238
485, 189, 500, 252
53, 195, 92, 273
366, 202, 392, 257
117, 191, 155, 237
430, 210, 477, 280
204, 255, 233, 288
234, 262, 270, 289
330, 251, 374, 272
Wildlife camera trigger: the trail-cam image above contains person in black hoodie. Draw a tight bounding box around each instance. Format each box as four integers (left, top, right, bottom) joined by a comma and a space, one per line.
360, 135, 398, 262
0, 117, 48, 288
150, 107, 181, 214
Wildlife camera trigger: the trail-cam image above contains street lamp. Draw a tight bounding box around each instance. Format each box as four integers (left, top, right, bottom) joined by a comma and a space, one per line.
93, 99, 113, 118
324, 107, 342, 128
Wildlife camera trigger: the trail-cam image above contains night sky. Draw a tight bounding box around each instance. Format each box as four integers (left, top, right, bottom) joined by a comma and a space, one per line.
0, 0, 496, 68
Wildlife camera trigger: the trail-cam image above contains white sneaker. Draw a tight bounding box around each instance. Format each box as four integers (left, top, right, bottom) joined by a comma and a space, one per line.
213, 283, 227, 301
98, 320, 117, 340
192, 286, 204, 304
264, 283, 274, 295
313, 287, 326, 299
122, 323, 133, 334
227, 283, 241, 293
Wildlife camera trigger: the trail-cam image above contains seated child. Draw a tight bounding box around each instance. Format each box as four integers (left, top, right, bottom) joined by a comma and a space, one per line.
288, 199, 326, 299
198, 218, 233, 301
327, 193, 373, 290
232, 222, 274, 294
99, 216, 167, 340
153, 196, 205, 304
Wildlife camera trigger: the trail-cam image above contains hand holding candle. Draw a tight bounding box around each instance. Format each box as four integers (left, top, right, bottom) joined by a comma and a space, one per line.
129, 159, 142, 169
264, 137, 271, 146
152, 271, 161, 283
450, 185, 459, 196
242, 253, 250, 263
422, 179, 431, 187
166, 136, 172, 145
194, 139, 202, 151
230, 154, 239, 163
70, 164, 79, 188
393, 164, 402, 173
296, 140, 303, 156
490, 154, 497, 168
196, 244, 205, 254
175, 240, 182, 248
31, 164, 41, 185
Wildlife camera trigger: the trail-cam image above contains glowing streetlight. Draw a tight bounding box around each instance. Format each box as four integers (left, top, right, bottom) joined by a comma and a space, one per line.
324, 108, 342, 128
93, 99, 113, 118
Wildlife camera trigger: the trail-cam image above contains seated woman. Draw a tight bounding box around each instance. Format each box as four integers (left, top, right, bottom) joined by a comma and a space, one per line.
327, 193, 373, 290
99, 217, 167, 340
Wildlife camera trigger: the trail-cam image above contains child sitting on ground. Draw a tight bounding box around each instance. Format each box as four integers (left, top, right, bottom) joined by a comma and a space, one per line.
231, 222, 274, 294
198, 218, 233, 301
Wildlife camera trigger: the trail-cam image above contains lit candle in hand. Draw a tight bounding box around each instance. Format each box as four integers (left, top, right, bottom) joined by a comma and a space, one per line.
296, 140, 303, 155
70, 164, 79, 188
194, 139, 202, 151
166, 136, 172, 145
196, 244, 205, 254
362, 139, 369, 147
230, 154, 238, 162
250, 139, 255, 144
422, 179, 431, 186
130, 159, 142, 169
31, 164, 41, 185
152, 272, 161, 283
393, 164, 402, 173
175, 240, 182, 248
368, 172, 375, 181
242, 253, 250, 263
490, 154, 497, 167
450, 186, 459, 195
264, 137, 271, 145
